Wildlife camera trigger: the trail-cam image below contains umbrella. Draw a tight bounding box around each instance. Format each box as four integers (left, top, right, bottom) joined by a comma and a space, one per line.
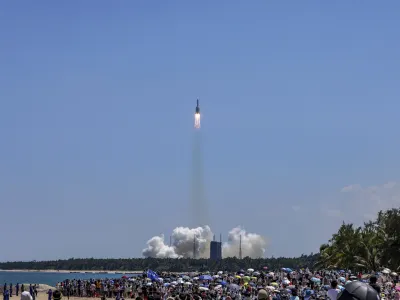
199, 275, 212, 280
391, 272, 398, 276
199, 287, 209, 291
247, 268, 254, 273
220, 281, 227, 286
337, 281, 378, 300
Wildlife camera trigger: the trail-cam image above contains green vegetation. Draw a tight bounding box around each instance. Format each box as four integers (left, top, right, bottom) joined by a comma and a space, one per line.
1, 208, 398, 273
0, 255, 319, 272
315, 208, 400, 271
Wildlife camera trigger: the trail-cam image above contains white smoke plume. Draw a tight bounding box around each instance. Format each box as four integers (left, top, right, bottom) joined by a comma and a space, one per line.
142, 225, 267, 258
222, 226, 267, 258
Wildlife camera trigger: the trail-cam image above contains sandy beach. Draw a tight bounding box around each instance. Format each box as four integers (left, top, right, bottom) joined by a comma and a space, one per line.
17, 294, 115, 300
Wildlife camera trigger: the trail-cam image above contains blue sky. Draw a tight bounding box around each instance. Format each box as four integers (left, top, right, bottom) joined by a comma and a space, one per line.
1, 1, 400, 261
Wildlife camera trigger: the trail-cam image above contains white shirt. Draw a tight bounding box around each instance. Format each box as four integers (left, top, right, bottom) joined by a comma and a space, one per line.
327, 288, 339, 300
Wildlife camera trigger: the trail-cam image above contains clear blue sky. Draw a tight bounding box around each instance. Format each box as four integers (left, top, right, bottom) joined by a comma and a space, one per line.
1, 1, 400, 261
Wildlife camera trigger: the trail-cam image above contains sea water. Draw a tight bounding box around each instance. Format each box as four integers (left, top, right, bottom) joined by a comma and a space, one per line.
0, 271, 141, 287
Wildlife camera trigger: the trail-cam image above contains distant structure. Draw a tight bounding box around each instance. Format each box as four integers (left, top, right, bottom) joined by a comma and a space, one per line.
193, 235, 196, 259
210, 234, 222, 260
239, 235, 242, 259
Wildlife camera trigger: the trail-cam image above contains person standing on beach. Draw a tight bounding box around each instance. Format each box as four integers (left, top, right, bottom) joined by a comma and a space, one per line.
15, 284, 19, 297
3, 288, 9, 300
47, 289, 53, 300
9, 284, 12, 297
21, 285, 24, 293
29, 285, 35, 300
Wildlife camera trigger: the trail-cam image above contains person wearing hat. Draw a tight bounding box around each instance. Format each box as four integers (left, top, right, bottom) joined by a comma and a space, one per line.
304, 289, 313, 300
257, 289, 270, 300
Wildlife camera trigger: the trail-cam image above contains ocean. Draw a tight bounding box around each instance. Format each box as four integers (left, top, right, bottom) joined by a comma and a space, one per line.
0, 271, 141, 287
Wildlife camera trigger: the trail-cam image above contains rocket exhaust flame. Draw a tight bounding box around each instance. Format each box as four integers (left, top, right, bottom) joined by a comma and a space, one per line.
194, 113, 201, 129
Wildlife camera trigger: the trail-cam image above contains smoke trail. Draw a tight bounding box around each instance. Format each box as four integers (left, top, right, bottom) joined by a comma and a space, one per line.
191, 131, 209, 227
142, 226, 267, 258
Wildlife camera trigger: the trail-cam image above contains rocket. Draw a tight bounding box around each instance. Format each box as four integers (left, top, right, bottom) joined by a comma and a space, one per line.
194, 99, 201, 129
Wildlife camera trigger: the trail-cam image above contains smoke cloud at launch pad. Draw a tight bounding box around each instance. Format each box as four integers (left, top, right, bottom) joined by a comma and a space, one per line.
142, 225, 267, 259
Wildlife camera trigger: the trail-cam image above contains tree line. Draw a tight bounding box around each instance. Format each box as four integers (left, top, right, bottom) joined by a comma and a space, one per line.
1, 207, 398, 272
0, 255, 319, 272
315, 207, 400, 271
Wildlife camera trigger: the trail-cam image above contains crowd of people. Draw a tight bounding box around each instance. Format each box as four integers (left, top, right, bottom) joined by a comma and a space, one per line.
2, 284, 38, 300
3, 268, 400, 300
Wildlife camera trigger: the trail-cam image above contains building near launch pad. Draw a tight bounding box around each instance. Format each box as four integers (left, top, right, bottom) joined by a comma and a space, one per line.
210, 235, 222, 260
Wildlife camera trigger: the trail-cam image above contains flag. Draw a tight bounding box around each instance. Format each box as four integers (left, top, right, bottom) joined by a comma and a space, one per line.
147, 269, 159, 281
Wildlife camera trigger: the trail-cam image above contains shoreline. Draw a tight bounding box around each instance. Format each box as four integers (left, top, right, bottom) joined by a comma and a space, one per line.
0, 269, 143, 274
